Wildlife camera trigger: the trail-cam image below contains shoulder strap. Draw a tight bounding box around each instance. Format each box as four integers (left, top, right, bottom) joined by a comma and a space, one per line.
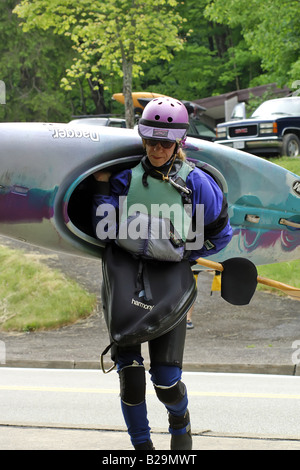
169, 160, 194, 204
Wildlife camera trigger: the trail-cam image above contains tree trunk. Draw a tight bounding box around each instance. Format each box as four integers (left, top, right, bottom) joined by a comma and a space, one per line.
88, 79, 107, 114
122, 58, 135, 128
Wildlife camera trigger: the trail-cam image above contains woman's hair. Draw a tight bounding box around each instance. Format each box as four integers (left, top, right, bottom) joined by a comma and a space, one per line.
176, 147, 186, 161
142, 139, 186, 161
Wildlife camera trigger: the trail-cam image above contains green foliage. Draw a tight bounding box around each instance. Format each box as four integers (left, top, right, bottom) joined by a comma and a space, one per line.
136, 0, 262, 100
0, 0, 110, 121
204, 0, 300, 88
0, 0, 298, 121
14, 0, 185, 126
0, 1, 68, 121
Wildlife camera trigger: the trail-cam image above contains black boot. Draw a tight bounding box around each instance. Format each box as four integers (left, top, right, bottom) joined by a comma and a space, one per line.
169, 410, 192, 450
134, 440, 155, 450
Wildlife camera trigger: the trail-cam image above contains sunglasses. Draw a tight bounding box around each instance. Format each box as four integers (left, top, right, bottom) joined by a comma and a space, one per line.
145, 139, 175, 149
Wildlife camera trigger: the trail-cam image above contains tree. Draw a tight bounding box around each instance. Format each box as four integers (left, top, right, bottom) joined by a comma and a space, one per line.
204, 0, 300, 88
0, 0, 106, 122
137, 0, 262, 100
14, 0, 184, 128
0, 0, 72, 121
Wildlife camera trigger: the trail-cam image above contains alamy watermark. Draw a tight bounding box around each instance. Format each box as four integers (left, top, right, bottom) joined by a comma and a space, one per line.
95, 197, 204, 251
0, 81, 6, 104
0, 340, 6, 364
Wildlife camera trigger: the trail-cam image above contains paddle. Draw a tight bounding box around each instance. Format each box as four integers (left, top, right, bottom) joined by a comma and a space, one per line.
196, 257, 300, 304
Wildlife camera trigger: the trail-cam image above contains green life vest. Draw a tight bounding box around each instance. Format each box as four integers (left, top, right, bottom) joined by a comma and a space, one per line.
122, 160, 193, 242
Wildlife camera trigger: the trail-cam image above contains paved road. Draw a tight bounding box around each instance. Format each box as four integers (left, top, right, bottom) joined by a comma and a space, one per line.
1, 368, 300, 450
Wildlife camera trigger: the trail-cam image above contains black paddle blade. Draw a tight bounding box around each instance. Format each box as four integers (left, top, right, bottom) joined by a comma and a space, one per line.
220, 258, 258, 305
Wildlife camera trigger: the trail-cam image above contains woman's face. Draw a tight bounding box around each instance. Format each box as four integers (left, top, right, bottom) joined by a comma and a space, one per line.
145, 139, 176, 167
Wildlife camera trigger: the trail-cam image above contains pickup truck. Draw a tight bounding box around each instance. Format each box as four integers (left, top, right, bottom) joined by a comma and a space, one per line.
215, 97, 300, 157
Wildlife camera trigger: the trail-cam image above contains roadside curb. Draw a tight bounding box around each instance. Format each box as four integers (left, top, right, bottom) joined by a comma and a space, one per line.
1, 360, 299, 376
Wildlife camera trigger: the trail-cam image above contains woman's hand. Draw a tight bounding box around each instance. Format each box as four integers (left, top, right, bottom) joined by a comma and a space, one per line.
93, 170, 112, 182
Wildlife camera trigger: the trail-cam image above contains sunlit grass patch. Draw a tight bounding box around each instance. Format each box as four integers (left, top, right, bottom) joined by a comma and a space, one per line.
0, 245, 97, 332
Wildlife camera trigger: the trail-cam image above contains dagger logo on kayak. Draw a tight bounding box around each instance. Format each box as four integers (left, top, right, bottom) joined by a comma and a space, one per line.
51, 127, 100, 142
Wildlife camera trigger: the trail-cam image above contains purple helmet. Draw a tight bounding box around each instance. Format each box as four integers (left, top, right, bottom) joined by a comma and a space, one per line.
138, 97, 189, 142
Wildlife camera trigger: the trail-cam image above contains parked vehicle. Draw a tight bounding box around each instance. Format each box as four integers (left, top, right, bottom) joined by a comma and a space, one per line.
187, 119, 216, 141
69, 116, 215, 141
216, 97, 300, 157
69, 117, 127, 128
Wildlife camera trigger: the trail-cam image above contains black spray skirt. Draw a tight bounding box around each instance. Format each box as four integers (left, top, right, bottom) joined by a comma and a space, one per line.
101, 243, 197, 347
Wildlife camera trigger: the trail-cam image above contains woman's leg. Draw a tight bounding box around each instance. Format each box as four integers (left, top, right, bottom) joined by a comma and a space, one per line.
115, 346, 153, 449
150, 364, 192, 450
148, 318, 192, 450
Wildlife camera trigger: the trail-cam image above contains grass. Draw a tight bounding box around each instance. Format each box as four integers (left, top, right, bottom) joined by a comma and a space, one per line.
267, 156, 300, 175
257, 260, 300, 295
0, 245, 97, 332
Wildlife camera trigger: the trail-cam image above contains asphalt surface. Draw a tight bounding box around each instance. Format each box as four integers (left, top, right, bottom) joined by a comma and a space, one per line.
0, 235, 300, 450
1, 235, 299, 376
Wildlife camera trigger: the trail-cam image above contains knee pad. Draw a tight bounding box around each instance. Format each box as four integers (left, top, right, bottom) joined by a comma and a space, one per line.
119, 364, 146, 406
154, 380, 186, 406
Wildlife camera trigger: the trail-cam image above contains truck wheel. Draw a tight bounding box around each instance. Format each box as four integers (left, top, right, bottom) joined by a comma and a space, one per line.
282, 134, 300, 157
